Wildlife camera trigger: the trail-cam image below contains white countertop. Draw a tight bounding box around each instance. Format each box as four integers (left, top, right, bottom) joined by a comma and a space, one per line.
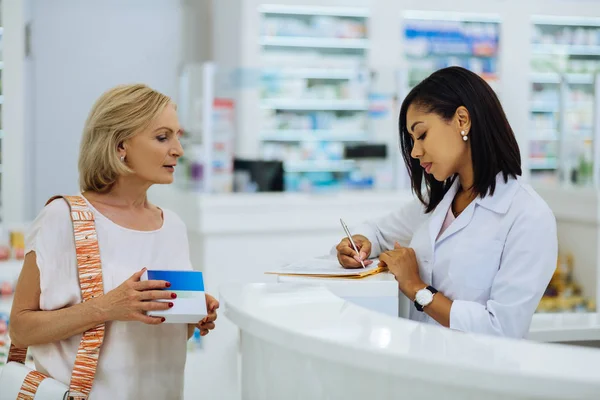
149, 185, 412, 233
222, 282, 600, 399
529, 312, 600, 342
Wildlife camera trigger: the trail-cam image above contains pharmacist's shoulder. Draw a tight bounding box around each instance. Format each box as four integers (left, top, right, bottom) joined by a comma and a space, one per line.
512, 178, 555, 221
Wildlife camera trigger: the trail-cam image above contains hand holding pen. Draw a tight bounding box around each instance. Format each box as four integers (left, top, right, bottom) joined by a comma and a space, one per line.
336, 219, 374, 269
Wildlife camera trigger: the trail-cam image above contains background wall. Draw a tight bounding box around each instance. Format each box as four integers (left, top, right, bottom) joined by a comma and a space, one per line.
28, 0, 183, 215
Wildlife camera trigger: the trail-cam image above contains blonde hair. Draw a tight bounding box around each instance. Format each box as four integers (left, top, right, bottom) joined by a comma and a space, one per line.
78, 84, 172, 192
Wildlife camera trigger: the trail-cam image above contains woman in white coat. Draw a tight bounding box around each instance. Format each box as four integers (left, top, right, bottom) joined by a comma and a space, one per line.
335, 66, 557, 339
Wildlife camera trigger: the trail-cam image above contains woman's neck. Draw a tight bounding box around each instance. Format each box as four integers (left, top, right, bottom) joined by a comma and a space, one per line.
88, 177, 152, 209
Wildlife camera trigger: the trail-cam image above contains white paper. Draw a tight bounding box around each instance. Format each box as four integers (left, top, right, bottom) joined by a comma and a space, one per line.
267, 256, 381, 276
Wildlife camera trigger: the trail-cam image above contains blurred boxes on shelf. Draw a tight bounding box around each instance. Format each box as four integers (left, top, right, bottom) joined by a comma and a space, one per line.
537, 251, 596, 313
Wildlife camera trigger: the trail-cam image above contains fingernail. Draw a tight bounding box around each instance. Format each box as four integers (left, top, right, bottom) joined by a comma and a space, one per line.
161, 317, 166, 323
360, 252, 366, 260
168, 302, 174, 308
171, 293, 177, 299
165, 282, 171, 288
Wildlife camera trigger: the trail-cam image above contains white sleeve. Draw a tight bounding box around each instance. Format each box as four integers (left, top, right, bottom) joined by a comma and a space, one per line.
449, 206, 558, 338
25, 199, 80, 309
331, 197, 427, 258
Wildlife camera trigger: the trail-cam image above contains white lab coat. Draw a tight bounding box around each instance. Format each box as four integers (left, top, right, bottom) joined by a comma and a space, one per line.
355, 174, 558, 339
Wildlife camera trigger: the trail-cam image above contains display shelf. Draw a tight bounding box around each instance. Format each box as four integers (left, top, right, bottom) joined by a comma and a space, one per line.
530, 130, 559, 141
532, 44, 600, 56
531, 73, 595, 85
258, 4, 373, 192
262, 67, 362, 80
261, 99, 369, 111
259, 36, 369, 49
529, 16, 600, 185
530, 103, 559, 113
403, 10, 501, 24
284, 159, 355, 173
258, 4, 368, 18
261, 130, 369, 142
530, 158, 558, 170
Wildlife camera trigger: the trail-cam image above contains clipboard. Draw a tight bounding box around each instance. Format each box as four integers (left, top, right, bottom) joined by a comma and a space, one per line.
265, 257, 387, 279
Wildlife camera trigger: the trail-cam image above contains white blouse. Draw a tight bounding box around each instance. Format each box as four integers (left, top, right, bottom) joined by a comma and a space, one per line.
355, 174, 558, 338
25, 196, 193, 399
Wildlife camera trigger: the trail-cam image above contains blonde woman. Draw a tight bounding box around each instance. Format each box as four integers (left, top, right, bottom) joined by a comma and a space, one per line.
9, 84, 219, 399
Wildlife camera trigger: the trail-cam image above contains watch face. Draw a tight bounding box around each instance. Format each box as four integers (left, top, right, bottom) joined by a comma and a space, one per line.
416, 289, 433, 306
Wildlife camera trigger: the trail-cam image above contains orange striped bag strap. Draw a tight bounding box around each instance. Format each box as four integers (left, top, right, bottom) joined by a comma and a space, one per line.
56, 195, 106, 400
7, 195, 105, 400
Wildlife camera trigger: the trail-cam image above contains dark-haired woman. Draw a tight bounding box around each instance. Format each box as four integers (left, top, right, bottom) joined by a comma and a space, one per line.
334, 67, 557, 339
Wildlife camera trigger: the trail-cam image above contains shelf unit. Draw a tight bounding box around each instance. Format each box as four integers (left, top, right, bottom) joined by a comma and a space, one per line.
0, 260, 22, 369
529, 16, 600, 186
400, 11, 502, 96
258, 4, 374, 192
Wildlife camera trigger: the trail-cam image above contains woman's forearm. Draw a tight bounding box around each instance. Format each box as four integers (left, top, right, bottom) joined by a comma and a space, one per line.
10, 298, 107, 348
402, 281, 453, 328
423, 293, 453, 327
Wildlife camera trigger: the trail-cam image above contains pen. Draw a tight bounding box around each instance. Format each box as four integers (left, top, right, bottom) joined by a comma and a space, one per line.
340, 218, 366, 268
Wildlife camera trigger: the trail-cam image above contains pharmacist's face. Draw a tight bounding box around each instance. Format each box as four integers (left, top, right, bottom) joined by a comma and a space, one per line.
407, 104, 470, 182
122, 104, 184, 185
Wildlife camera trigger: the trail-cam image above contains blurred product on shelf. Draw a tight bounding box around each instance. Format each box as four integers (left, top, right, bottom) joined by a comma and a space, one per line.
0, 311, 8, 368
0, 229, 26, 261
403, 18, 500, 92
10, 231, 25, 260
262, 15, 367, 39
0, 245, 9, 261
177, 97, 236, 194
537, 252, 596, 313
261, 110, 367, 132
533, 24, 600, 47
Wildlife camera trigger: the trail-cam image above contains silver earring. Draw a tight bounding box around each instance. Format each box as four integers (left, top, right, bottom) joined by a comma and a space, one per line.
120, 155, 125, 162
461, 130, 468, 141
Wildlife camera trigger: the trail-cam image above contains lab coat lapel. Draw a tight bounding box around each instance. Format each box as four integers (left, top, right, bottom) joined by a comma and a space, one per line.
436, 200, 476, 244
424, 178, 463, 285
428, 179, 460, 252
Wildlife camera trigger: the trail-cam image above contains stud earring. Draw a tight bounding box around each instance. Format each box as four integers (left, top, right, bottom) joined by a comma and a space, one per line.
120, 155, 125, 162
461, 130, 468, 142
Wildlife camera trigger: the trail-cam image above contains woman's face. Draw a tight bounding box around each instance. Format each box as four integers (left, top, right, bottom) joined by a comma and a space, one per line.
121, 104, 184, 185
406, 103, 471, 182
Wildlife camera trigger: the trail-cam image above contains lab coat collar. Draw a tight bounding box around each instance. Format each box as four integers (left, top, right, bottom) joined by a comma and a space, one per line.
428, 173, 519, 250
474, 173, 520, 215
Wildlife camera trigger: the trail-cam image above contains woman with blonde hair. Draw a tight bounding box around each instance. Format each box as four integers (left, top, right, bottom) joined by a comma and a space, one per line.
8, 84, 219, 399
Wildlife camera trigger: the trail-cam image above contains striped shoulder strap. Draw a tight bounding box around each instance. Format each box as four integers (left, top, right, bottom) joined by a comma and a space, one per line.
7, 195, 105, 400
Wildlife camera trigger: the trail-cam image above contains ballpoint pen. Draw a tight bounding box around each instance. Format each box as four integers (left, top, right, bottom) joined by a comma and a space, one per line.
340, 218, 366, 268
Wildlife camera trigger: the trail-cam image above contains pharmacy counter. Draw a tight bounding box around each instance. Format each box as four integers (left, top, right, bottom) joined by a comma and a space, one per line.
222, 282, 600, 400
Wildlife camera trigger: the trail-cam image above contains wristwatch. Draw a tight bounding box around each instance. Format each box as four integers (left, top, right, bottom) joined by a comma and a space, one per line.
414, 286, 438, 312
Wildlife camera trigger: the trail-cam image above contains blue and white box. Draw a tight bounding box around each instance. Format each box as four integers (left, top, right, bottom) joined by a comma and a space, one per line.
141, 270, 207, 324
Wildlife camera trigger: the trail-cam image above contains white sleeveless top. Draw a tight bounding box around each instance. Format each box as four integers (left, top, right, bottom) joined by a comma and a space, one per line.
25, 196, 193, 400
